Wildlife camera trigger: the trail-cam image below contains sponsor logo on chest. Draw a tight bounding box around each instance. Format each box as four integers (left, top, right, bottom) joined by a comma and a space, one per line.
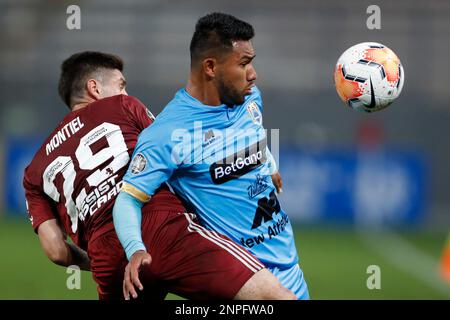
209, 138, 267, 184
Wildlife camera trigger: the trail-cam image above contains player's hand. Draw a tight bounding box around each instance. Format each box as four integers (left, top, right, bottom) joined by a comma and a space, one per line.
271, 171, 283, 194
123, 250, 152, 300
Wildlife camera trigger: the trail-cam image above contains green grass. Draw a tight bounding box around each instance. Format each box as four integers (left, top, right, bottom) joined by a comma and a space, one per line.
296, 226, 449, 299
0, 219, 97, 299
0, 218, 448, 299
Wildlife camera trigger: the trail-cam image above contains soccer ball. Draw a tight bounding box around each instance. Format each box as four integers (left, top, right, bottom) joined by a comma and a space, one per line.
334, 42, 404, 112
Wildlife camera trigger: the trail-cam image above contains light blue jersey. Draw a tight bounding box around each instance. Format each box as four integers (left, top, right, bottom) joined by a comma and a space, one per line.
121, 87, 308, 298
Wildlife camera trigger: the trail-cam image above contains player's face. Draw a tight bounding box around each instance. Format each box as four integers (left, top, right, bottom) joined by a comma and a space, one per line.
215, 40, 257, 106
98, 69, 128, 98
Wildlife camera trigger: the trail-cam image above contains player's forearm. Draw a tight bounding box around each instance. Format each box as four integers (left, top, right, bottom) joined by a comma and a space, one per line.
113, 191, 147, 260
45, 240, 90, 271
37, 219, 90, 271
66, 242, 91, 271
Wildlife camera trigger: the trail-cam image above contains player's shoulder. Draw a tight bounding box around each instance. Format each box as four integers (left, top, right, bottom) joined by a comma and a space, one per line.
139, 110, 178, 139
120, 94, 154, 118
93, 94, 155, 126
89, 94, 133, 113
120, 94, 146, 109
87, 94, 142, 112
164, 89, 192, 112
76, 94, 127, 120
155, 89, 193, 124
24, 139, 51, 185
23, 159, 38, 185
138, 91, 190, 141
90, 94, 123, 107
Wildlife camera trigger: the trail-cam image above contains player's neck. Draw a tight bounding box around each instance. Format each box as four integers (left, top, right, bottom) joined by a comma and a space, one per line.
71, 103, 88, 111
186, 75, 222, 106
71, 97, 96, 111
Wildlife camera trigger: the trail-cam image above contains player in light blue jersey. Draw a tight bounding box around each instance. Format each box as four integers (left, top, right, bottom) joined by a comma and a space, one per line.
113, 12, 309, 299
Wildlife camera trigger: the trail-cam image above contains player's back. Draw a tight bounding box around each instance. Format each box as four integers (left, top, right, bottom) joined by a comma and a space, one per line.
24, 94, 153, 249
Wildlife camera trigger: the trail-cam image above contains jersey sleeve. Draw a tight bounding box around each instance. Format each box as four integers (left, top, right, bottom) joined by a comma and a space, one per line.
121, 121, 180, 201
112, 192, 146, 260
121, 95, 155, 131
23, 166, 58, 233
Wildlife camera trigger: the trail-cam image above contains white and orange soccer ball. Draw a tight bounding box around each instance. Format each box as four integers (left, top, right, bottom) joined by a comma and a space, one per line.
334, 42, 404, 112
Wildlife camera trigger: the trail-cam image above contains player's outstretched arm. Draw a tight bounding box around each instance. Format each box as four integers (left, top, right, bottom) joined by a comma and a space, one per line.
113, 190, 151, 300
37, 219, 91, 271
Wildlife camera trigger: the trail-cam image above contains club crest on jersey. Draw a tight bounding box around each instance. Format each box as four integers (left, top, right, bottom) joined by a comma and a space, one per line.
131, 153, 147, 174
246, 101, 262, 126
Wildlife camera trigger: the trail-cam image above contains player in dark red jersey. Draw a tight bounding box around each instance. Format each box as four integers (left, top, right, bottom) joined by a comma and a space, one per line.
23, 51, 295, 300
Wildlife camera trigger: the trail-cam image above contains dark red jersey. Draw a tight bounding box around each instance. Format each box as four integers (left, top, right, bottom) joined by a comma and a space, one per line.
23, 94, 182, 250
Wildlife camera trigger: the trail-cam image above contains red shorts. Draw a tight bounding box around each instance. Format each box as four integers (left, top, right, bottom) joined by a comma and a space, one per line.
88, 210, 264, 300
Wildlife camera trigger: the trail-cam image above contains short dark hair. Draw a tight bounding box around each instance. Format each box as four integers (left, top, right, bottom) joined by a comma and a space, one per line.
58, 51, 123, 108
189, 12, 255, 66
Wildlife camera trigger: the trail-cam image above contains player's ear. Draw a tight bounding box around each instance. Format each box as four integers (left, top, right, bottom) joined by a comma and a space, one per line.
202, 58, 217, 79
86, 79, 102, 100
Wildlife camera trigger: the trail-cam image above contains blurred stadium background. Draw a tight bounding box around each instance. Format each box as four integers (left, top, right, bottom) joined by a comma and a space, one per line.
0, 0, 449, 299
